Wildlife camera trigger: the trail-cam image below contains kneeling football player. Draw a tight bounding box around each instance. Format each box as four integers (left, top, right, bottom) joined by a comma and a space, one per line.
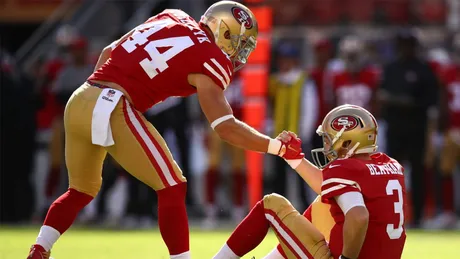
213, 105, 407, 259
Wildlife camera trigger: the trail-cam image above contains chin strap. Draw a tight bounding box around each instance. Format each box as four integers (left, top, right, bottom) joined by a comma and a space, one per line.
346, 145, 378, 159
344, 142, 360, 159
331, 127, 346, 146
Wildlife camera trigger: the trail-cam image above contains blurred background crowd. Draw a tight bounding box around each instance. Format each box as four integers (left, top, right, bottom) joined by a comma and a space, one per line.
1, 0, 459, 231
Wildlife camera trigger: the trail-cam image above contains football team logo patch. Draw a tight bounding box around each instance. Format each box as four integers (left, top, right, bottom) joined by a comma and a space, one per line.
331, 115, 359, 131
232, 7, 253, 29
107, 89, 116, 97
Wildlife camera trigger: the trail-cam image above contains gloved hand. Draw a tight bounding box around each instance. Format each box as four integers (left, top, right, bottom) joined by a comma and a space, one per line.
276, 131, 304, 168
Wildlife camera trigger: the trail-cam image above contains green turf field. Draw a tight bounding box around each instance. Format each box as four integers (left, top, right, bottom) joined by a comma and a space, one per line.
1, 226, 459, 258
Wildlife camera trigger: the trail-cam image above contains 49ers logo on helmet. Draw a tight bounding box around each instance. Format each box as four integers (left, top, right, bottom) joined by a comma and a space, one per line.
331, 116, 359, 131
232, 7, 253, 29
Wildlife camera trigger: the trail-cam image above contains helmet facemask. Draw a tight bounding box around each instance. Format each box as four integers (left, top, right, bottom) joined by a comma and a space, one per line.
311, 125, 364, 169
311, 125, 343, 168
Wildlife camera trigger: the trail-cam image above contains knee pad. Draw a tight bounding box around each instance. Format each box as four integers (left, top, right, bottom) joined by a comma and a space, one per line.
157, 182, 187, 207
263, 193, 292, 210
263, 193, 294, 215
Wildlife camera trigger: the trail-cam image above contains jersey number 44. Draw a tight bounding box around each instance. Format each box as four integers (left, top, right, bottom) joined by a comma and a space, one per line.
121, 18, 194, 79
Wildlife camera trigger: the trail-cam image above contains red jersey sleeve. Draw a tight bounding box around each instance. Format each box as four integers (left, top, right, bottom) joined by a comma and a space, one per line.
321, 160, 362, 203
200, 50, 234, 90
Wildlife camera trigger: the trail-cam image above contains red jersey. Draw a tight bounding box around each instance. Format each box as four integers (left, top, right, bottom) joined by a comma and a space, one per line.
428, 60, 444, 80
321, 153, 406, 259
37, 59, 65, 129
331, 67, 379, 111
440, 65, 460, 129
89, 9, 233, 112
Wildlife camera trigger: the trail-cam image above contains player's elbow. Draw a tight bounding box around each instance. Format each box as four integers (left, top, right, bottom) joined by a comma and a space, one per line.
214, 119, 238, 143
346, 206, 369, 227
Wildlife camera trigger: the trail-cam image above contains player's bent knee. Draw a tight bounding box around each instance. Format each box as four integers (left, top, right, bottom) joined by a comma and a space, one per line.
263, 193, 294, 214
69, 180, 102, 197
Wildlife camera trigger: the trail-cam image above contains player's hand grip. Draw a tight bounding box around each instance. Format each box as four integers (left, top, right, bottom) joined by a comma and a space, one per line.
275, 131, 305, 168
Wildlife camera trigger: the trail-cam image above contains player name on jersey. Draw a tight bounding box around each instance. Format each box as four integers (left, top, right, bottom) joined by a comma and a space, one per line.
177, 16, 211, 44
366, 162, 403, 176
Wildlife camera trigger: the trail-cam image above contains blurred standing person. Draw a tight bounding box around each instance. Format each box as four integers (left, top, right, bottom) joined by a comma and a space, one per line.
52, 37, 94, 109
309, 39, 333, 130
269, 41, 313, 209
330, 36, 384, 153
379, 31, 438, 227
45, 37, 94, 212
0, 48, 38, 223
429, 35, 460, 228
422, 48, 449, 225
331, 35, 380, 113
33, 45, 67, 220
203, 75, 246, 228
307, 39, 333, 167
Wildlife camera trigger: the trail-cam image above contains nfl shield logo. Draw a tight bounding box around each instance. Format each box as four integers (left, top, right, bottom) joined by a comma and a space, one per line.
107, 90, 116, 97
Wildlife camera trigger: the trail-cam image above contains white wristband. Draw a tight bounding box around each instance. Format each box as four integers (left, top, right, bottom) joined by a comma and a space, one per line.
268, 139, 282, 155
285, 159, 302, 169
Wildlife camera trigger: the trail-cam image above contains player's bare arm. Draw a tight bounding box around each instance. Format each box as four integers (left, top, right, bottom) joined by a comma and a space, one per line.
341, 205, 369, 259
94, 29, 135, 71
294, 159, 323, 194
190, 73, 286, 154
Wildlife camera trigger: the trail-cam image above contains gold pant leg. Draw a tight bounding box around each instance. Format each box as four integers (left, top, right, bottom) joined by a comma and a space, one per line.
263, 194, 331, 259
105, 98, 186, 191
64, 85, 107, 197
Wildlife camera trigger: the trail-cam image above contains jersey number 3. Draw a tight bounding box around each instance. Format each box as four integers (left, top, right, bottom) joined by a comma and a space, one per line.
122, 18, 194, 79
386, 179, 404, 239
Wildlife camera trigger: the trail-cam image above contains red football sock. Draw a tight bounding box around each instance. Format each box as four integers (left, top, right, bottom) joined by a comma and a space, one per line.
45, 167, 61, 198
232, 171, 245, 206
442, 176, 454, 212
226, 200, 269, 256
43, 188, 93, 234
206, 168, 219, 203
157, 182, 189, 255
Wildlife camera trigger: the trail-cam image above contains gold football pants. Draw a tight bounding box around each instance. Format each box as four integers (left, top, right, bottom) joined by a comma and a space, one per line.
64, 83, 186, 197
440, 130, 460, 175
263, 194, 332, 259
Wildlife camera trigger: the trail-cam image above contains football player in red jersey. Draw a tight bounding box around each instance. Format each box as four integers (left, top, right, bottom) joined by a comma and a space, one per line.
430, 35, 460, 228
331, 36, 380, 113
213, 105, 407, 259
27, 2, 304, 259
309, 39, 333, 125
